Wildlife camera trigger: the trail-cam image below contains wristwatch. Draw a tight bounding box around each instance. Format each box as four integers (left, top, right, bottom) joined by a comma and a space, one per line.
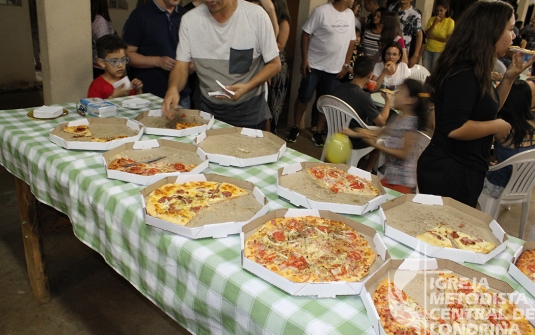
344, 64, 350, 69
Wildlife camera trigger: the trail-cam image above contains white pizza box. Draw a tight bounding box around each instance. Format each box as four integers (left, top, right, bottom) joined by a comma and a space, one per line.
277, 162, 388, 215
102, 139, 209, 185
49, 118, 144, 151
140, 174, 270, 239
134, 109, 214, 137
195, 127, 286, 167
509, 241, 535, 299
361, 258, 535, 335
379, 194, 508, 264
240, 208, 391, 298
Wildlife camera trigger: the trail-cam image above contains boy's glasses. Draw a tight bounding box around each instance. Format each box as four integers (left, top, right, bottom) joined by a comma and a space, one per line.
100, 57, 129, 67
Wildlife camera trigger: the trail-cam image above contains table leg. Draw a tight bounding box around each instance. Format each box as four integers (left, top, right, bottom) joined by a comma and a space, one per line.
14, 177, 51, 304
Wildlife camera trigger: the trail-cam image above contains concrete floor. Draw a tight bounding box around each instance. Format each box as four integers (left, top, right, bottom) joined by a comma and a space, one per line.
0, 89, 534, 335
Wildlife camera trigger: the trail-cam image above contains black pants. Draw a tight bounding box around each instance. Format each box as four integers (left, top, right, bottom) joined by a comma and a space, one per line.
417, 143, 485, 208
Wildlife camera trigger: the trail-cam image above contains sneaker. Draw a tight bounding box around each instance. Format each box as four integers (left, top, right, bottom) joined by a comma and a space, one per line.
312, 132, 325, 146
286, 126, 299, 142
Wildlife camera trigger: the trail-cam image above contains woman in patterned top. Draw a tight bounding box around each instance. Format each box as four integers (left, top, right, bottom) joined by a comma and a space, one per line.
361, 7, 387, 60
342, 78, 429, 193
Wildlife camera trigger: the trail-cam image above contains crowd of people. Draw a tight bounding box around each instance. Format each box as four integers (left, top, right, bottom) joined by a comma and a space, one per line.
86, 0, 535, 208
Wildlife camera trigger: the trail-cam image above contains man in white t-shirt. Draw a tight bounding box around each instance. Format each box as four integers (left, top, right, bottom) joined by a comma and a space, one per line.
161, 0, 280, 129
286, 0, 356, 146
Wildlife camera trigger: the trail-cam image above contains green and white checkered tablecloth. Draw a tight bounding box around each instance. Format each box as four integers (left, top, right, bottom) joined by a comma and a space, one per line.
0, 93, 531, 335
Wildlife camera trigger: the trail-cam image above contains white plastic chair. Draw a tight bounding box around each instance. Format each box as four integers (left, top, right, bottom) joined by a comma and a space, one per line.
316, 95, 382, 167
409, 64, 431, 84
477, 149, 535, 239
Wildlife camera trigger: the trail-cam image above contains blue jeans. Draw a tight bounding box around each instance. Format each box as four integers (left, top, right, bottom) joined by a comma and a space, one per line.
297, 68, 339, 127
422, 50, 441, 72
179, 95, 191, 109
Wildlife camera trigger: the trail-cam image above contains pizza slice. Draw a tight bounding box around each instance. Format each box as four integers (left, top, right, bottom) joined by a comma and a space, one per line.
175, 121, 202, 130
91, 135, 128, 142
208, 182, 249, 204
416, 224, 454, 248
343, 173, 379, 196
63, 124, 91, 138
448, 230, 496, 254
516, 250, 535, 282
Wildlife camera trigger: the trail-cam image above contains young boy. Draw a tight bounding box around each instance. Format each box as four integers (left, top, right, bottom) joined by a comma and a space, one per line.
87, 34, 143, 99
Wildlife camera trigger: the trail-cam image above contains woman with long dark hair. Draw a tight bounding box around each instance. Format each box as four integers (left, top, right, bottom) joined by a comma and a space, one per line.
361, 7, 387, 59
417, 1, 534, 207
379, 11, 408, 64
91, 0, 116, 79
371, 42, 410, 92
483, 80, 535, 198
422, 0, 454, 71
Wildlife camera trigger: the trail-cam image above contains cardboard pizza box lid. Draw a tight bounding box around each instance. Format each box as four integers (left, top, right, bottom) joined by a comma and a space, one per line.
277, 162, 388, 215
49, 118, 144, 151
139, 174, 269, 239
361, 258, 535, 335
134, 109, 214, 137
379, 194, 508, 264
194, 127, 286, 167
102, 139, 209, 185
509, 241, 535, 300
240, 208, 391, 298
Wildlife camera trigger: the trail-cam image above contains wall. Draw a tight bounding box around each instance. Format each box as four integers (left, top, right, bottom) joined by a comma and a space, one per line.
109, 0, 138, 35
0, 0, 37, 91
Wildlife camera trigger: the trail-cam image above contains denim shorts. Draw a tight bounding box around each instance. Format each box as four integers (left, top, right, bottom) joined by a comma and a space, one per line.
297, 68, 339, 103
482, 177, 504, 199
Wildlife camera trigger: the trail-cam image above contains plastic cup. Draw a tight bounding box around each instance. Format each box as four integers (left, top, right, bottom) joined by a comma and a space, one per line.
367, 80, 377, 92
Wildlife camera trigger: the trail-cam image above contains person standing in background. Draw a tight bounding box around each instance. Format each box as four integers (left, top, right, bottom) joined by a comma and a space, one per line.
91, 0, 116, 79
268, 0, 291, 134
286, 0, 356, 146
422, 0, 454, 71
363, 0, 379, 26
361, 7, 387, 59
389, 0, 422, 68
123, 0, 191, 106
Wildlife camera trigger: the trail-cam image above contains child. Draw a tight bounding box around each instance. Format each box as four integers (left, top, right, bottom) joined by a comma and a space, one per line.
341, 27, 365, 83
87, 34, 143, 99
342, 78, 429, 193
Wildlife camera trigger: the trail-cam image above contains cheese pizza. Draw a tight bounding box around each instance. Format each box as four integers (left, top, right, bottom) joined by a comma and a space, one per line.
509, 46, 535, 55
516, 249, 535, 282
63, 125, 129, 142
373, 274, 535, 335
306, 165, 379, 196
108, 157, 196, 176
145, 181, 248, 226
416, 223, 496, 254
244, 216, 376, 283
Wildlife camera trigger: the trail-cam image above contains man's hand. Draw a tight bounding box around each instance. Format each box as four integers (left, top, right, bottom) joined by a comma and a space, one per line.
110, 83, 131, 98
215, 83, 251, 101
158, 56, 177, 71
336, 66, 348, 79
131, 78, 143, 94
300, 59, 311, 77
162, 89, 181, 120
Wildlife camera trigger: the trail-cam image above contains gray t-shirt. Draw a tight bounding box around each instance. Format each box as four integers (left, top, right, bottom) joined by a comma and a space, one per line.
176, 0, 279, 126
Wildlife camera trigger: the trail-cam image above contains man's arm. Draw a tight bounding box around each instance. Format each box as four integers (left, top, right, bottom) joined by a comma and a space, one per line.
259, 0, 279, 37
409, 30, 423, 68
225, 56, 282, 101
125, 45, 176, 71
372, 93, 392, 126
162, 60, 190, 119
337, 40, 356, 79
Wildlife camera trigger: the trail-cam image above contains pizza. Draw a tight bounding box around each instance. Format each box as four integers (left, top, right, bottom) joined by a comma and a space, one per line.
306, 165, 379, 196
108, 157, 196, 176
373, 274, 535, 335
415, 223, 496, 253
379, 88, 395, 95
516, 249, 535, 282
244, 216, 376, 283
145, 181, 248, 226
63, 124, 91, 138
63, 125, 128, 142
175, 114, 202, 130
509, 46, 535, 55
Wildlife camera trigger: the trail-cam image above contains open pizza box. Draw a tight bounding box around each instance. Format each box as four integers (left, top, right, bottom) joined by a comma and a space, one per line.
277, 162, 388, 215
102, 139, 209, 185
140, 174, 270, 239
379, 194, 508, 264
195, 127, 286, 167
240, 208, 390, 298
50, 118, 144, 151
509, 241, 535, 299
361, 258, 535, 335
134, 109, 214, 137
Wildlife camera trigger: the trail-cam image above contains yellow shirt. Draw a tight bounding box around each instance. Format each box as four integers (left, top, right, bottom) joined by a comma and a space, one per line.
425, 17, 455, 52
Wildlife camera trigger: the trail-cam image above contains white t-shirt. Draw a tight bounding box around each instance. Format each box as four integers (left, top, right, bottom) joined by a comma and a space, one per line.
302, 3, 356, 74
373, 62, 411, 88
